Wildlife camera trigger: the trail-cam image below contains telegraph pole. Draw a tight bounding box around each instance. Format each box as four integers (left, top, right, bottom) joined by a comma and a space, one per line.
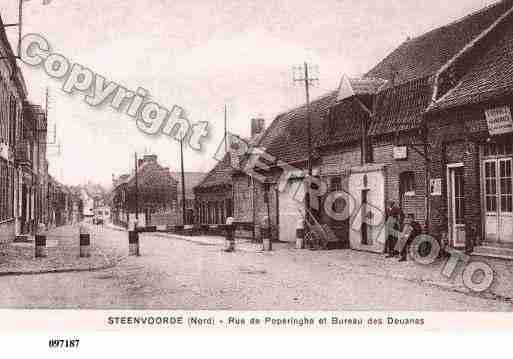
224, 104, 228, 155
180, 139, 186, 225
293, 63, 319, 227
134, 152, 139, 224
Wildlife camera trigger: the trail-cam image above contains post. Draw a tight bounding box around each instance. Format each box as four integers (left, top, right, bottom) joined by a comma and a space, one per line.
262, 216, 272, 251
180, 139, 186, 225
134, 152, 139, 225
296, 217, 305, 249
224, 217, 235, 252
128, 229, 140, 256
304, 63, 312, 232
79, 225, 91, 258
35, 234, 46, 258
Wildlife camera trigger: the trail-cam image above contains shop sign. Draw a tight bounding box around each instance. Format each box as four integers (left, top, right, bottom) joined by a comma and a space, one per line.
485, 106, 513, 136
393, 146, 408, 160
430, 178, 442, 196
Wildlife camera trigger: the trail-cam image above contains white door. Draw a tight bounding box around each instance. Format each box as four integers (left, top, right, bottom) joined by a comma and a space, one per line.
484, 158, 513, 243
448, 165, 465, 247
279, 179, 304, 242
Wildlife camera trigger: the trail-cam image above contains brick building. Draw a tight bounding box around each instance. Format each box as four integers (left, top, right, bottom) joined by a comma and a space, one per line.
425, 3, 513, 257
111, 154, 178, 228
0, 14, 48, 242
331, 0, 513, 253
231, 0, 513, 254
233, 96, 334, 243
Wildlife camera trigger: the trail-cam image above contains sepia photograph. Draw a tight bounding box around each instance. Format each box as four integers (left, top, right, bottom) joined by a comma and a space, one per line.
0, 0, 513, 329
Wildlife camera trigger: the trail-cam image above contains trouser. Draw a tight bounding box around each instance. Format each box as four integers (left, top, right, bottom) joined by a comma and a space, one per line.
386, 235, 397, 255
400, 238, 412, 260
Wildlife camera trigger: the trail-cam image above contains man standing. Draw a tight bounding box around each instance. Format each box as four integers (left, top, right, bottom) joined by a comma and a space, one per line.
385, 201, 403, 258
399, 213, 421, 262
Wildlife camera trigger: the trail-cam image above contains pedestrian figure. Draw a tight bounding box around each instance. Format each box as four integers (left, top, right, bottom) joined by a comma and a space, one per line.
385, 201, 403, 258
399, 213, 421, 262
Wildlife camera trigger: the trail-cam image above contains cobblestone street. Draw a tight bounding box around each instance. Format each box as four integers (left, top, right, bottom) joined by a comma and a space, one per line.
0, 224, 510, 310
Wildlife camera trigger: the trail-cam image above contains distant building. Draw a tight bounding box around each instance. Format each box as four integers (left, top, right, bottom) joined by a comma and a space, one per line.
169, 171, 205, 225
195, 118, 265, 235
111, 154, 178, 228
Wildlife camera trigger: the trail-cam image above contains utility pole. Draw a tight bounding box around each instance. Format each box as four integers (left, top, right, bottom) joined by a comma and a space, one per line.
293, 63, 319, 228
134, 152, 139, 225
180, 139, 186, 225
224, 104, 228, 155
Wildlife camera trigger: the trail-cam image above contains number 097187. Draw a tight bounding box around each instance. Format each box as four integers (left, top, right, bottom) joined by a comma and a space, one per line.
48, 339, 80, 348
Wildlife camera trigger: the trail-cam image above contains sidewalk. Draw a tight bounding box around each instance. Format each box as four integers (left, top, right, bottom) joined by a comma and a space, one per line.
0, 225, 115, 276
105, 221, 280, 253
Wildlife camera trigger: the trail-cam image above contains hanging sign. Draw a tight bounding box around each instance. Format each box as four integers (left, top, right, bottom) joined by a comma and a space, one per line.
485, 106, 513, 136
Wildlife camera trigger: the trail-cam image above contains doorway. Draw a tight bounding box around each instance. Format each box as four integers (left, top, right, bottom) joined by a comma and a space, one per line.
361, 189, 369, 245
447, 164, 465, 247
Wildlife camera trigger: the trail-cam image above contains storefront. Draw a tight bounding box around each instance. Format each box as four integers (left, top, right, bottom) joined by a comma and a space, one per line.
427, 102, 513, 256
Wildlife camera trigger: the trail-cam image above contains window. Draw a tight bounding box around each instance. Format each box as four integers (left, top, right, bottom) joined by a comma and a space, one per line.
500, 159, 512, 213
454, 168, 465, 224
485, 161, 498, 212
9, 96, 16, 148
400, 171, 416, 196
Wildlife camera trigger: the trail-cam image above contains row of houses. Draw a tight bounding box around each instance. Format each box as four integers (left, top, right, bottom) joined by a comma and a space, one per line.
194, 0, 513, 258
0, 14, 80, 243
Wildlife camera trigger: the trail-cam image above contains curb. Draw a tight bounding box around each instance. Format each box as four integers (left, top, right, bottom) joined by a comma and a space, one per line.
0, 261, 117, 277
147, 232, 265, 253
0, 248, 127, 278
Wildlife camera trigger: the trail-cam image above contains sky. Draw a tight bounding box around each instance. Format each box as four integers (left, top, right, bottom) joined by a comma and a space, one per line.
1, 0, 498, 187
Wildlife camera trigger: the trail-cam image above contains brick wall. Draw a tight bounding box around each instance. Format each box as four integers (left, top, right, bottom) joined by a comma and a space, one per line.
372, 134, 427, 227
427, 105, 489, 247
233, 172, 280, 240
320, 144, 361, 176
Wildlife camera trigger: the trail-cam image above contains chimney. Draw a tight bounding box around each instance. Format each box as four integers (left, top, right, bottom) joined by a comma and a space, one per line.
143, 154, 157, 163
251, 118, 265, 139
138, 154, 157, 168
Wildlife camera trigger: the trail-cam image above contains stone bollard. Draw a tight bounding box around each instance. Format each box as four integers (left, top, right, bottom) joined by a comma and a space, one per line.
296, 219, 305, 249
262, 216, 272, 251
224, 217, 235, 252
79, 226, 91, 258
35, 234, 47, 258
128, 230, 140, 256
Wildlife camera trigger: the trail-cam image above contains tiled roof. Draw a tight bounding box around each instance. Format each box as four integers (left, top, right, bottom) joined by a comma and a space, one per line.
257, 91, 338, 164
365, 0, 513, 85
430, 14, 513, 111
195, 154, 233, 190
369, 76, 432, 136
317, 96, 370, 147
337, 76, 387, 101
123, 161, 177, 189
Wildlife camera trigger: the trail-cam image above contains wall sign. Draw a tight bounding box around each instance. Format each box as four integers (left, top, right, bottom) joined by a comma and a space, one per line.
485, 106, 513, 136
430, 178, 442, 196
393, 146, 408, 160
